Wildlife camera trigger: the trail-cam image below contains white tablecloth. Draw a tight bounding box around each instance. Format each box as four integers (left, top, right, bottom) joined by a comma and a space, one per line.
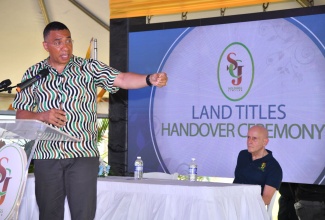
18, 174, 269, 220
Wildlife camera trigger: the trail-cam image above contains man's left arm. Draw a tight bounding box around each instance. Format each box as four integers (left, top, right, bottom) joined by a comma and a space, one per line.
113, 72, 167, 89
263, 157, 282, 205
262, 184, 277, 205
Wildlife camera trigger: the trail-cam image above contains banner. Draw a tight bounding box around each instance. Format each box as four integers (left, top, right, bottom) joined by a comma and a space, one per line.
128, 12, 325, 184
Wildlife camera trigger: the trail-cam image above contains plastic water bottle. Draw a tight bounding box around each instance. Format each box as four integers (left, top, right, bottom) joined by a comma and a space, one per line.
189, 158, 197, 181
134, 156, 144, 180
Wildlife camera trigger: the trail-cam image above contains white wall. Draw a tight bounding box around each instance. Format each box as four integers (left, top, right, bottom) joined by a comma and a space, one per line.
0, 0, 110, 94
0, 0, 110, 112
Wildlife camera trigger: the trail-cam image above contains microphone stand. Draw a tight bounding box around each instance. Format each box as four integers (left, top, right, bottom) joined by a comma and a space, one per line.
0, 85, 16, 93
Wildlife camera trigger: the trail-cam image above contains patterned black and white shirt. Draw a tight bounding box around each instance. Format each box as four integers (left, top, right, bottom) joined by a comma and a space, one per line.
13, 56, 120, 159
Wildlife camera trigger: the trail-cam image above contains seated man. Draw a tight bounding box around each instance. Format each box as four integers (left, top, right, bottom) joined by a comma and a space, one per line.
233, 125, 283, 205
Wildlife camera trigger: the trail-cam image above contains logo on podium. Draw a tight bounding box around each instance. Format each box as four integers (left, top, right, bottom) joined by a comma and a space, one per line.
0, 144, 27, 219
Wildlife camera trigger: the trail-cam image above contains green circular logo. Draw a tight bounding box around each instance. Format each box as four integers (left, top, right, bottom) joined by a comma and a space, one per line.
217, 42, 254, 101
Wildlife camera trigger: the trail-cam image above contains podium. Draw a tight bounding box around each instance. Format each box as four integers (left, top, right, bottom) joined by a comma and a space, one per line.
0, 119, 80, 220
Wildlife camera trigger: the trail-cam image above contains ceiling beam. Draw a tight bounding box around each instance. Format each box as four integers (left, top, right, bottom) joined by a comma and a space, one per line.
296, 0, 313, 7
68, 0, 110, 31
38, 0, 50, 24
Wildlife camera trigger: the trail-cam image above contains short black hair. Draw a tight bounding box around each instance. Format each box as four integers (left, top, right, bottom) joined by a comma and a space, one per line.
43, 21, 69, 40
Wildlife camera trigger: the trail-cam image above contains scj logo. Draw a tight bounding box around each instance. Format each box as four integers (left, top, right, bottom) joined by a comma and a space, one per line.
0, 157, 11, 205
217, 42, 254, 101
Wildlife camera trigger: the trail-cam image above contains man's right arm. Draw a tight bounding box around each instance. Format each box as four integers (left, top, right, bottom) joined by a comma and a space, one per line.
113, 72, 167, 89
16, 109, 67, 128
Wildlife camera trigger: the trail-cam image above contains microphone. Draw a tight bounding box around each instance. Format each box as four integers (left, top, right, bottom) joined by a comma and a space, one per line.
0, 79, 11, 90
16, 69, 50, 92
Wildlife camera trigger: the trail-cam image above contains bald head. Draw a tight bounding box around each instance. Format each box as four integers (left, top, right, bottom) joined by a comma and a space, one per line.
247, 125, 269, 155
249, 125, 268, 139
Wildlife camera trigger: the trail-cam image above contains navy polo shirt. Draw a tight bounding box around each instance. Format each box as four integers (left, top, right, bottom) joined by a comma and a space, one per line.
233, 149, 282, 194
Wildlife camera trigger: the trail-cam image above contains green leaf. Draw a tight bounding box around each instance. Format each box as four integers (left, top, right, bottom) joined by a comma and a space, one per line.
97, 118, 109, 144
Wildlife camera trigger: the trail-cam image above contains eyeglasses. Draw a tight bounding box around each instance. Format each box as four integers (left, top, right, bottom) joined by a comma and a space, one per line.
46, 39, 73, 48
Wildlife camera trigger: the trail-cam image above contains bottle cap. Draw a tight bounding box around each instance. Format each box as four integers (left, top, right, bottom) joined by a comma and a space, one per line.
137, 156, 141, 159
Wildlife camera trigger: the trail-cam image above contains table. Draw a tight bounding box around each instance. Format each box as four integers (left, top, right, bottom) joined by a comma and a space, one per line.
18, 174, 269, 220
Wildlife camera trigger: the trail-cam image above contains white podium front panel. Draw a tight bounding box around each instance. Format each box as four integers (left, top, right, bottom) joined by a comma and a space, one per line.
0, 119, 81, 220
